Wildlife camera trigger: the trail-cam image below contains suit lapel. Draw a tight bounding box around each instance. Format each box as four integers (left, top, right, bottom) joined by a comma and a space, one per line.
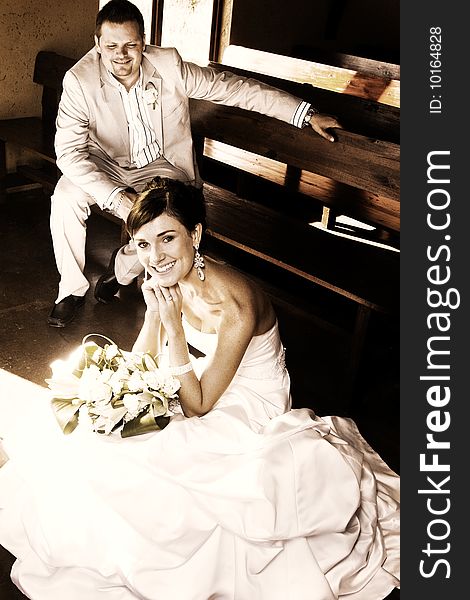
141, 56, 163, 147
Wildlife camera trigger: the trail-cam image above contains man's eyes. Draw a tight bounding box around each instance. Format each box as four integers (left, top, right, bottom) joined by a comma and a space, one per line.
105, 43, 138, 49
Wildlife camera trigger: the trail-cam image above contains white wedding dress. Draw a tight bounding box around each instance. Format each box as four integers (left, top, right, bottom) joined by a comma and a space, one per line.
0, 320, 399, 600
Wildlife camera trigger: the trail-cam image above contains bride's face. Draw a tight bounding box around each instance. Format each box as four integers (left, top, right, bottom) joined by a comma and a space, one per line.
133, 213, 199, 286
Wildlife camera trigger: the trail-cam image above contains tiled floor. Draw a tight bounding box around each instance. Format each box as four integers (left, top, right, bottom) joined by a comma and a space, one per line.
0, 188, 399, 599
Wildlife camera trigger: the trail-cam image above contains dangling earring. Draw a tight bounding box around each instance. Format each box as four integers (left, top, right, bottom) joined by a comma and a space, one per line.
193, 244, 205, 281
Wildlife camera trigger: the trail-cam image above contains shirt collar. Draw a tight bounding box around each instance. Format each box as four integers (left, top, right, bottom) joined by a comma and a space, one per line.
106, 66, 143, 92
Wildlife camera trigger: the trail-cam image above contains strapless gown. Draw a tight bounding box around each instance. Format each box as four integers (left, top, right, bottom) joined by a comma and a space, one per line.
0, 320, 399, 599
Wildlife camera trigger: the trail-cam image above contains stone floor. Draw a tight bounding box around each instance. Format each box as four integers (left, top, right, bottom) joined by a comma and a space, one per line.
0, 188, 400, 599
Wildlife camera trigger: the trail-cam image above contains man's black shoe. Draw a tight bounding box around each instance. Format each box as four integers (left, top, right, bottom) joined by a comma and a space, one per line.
94, 248, 121, 304
47, 295, 85, 328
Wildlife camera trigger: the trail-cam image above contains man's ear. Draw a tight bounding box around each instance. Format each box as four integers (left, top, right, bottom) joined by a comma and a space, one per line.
94, 35, 101, 53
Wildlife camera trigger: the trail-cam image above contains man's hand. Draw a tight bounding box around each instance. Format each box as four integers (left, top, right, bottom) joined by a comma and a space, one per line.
308, 113, 342, 143
115, 190, 138, 221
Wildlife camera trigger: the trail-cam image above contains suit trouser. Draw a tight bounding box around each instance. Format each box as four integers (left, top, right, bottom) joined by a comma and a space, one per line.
50, 156, 190, 304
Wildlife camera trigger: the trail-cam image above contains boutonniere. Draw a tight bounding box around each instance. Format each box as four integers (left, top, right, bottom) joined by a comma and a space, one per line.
143, 86, 159, 110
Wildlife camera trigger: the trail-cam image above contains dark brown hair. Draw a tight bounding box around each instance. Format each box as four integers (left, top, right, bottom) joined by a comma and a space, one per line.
127, 177, 207, 239
95, 0, 145, 39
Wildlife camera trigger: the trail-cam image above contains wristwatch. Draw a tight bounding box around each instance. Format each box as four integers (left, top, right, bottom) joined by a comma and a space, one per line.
302, 106, 319, 128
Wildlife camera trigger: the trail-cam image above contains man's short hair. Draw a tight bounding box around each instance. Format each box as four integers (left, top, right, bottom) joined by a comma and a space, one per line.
95, 0, 145, 39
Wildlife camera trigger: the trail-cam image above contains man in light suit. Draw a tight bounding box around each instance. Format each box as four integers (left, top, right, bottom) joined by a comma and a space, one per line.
48, 0, 339, 327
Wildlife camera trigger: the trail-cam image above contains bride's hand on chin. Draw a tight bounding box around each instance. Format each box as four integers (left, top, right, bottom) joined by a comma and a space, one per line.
141, 277, 161, 315
154, 285, 183, 334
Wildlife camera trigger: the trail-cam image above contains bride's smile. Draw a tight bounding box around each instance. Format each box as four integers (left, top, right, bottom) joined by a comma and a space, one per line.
153, 260, 176, 274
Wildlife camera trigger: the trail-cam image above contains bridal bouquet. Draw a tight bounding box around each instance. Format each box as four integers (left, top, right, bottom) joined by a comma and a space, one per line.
46, 335, 181, 438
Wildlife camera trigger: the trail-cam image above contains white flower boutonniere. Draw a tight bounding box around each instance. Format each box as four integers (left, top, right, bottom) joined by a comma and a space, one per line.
143, 87, 159, 110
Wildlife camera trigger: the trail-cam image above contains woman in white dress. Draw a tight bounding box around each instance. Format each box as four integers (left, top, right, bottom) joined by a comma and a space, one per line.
0, 177, 399, 599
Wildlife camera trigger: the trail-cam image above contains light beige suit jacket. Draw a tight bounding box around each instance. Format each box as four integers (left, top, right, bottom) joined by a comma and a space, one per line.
55, 46, 304, 206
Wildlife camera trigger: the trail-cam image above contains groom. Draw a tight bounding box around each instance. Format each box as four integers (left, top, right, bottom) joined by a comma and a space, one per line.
48, 0, 339, 327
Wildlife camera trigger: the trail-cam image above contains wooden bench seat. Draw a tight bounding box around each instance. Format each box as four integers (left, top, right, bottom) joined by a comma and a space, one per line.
204, 182, 398, 312
190, 99, 399, 202
0, 50, 74, 191
0, 117, 54, 162
0, 117, 58, 192
202, 139, 400, 235
192, 57, 400, 242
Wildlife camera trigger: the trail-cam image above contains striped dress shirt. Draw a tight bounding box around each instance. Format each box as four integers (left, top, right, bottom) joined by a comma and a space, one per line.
115, 70, 161, 168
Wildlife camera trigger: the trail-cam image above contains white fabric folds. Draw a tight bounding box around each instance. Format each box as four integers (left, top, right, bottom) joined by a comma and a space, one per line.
0, 321, 399, 599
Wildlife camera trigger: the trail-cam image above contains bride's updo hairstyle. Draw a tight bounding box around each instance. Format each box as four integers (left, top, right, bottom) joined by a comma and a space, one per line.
127, 177, 207, 239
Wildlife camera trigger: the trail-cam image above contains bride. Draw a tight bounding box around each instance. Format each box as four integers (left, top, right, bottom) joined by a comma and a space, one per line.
0, 177, 399, 599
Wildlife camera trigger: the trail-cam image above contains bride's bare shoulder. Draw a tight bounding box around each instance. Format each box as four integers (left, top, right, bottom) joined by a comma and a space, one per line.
207, 258, 275, 332
208, 258, 259, 297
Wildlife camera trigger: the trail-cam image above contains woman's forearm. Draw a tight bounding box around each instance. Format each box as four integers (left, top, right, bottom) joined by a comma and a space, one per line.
132, 310, 161, 356
166, 326, 206, 416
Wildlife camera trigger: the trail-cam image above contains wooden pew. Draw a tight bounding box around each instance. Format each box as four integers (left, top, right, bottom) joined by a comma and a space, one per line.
190, 93, 399, 236
222, 45, 400, 107
197, 45, 400, 241
0, 50, 400, 402
0, 52, 73, 192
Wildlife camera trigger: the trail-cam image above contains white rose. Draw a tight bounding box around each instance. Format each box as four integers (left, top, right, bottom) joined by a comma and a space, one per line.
142, 371, 180, 397
109, 366, 130, 395
160, 376, 181, 397
122, 392, 141, 417
142, 370, 165, 390
127, 370, 145, 392
105, 344, 120, 362
143, 87, 158, 108
123, 391, 153, 419
79, 365, 112, 404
